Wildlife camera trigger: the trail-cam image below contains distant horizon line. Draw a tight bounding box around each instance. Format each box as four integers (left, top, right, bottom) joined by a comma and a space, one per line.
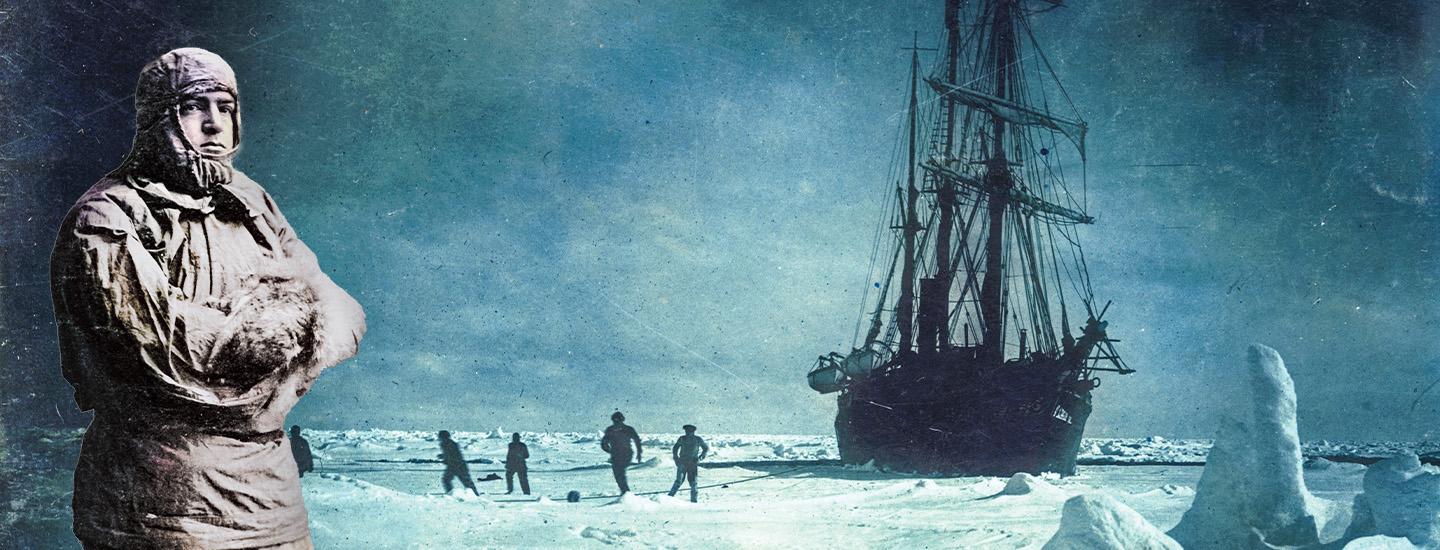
19, 425, 1435, 445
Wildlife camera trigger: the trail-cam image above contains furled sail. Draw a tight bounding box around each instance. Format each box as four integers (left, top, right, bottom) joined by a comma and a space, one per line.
921, 158, 1094, 224
926, 78, 1087, 159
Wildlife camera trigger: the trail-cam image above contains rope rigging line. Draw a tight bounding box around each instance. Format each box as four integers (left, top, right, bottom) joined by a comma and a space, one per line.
854, 95, 916, 347
1019, 13, 1085, 128
575, 466, 812, 501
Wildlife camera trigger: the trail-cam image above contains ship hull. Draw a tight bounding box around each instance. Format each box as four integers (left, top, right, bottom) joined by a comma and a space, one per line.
834, 348, 1093, 476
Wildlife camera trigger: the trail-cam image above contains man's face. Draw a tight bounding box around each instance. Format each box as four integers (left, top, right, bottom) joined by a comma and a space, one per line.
177, 90, 235, 155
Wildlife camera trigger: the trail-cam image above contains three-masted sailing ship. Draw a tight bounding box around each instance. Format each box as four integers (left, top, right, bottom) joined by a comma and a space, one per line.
807, 0, 1133, 476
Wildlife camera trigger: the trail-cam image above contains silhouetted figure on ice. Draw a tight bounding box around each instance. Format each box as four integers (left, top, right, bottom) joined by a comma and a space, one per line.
668, 424, 709, 502
290, 425, 314, 478
506, 433, 530, 495
437, 430, 480, 496
601, 412, 643, 494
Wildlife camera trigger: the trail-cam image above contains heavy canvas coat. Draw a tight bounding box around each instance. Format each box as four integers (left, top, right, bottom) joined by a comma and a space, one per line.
51, 48, 365, 549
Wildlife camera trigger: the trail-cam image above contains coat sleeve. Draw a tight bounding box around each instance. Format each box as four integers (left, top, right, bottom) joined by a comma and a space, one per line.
629, 427, 643, 452
257, 189, 366, 373
52, 198, 229, 407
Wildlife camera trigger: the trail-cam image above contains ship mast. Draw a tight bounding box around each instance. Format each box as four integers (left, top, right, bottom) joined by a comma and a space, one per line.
978, 0, 1017, 365
917, 0, 965, 357
886, 0, 1104, 366
895, 34, 925, 355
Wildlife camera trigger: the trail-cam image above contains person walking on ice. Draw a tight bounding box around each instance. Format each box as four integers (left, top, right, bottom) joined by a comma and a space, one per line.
600, 411, 643, 494
437, 430, 481, 497
668, 424, 709, 503
505, 432, 530, 495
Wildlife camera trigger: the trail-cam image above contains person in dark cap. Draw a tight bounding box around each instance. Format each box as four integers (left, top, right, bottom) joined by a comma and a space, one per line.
668, 424, 709, 502
290, 425, 314, 478
505, 432, 530, 495
600, 411, 643, 494
437, 430, 481, 497
51, 47, 365, 550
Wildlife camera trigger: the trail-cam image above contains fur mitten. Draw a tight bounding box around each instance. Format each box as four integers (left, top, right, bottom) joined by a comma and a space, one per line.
201, 276, 317, 391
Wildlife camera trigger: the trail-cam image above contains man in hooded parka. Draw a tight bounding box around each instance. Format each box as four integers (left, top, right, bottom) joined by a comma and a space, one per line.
50, 48, 366, 550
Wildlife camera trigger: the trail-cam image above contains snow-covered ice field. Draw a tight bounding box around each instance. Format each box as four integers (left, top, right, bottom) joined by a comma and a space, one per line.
5, 427, 1436, 549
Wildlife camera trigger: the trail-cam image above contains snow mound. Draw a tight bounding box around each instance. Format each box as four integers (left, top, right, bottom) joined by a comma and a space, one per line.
1342, 535, 1424, 549
1306, 456, 1368, 472
873, 479, 945, 499
580, 526, 638, 544
1167, 344, 1325, 549
1340, 452, 1440, 548
1134, 484, 1197, 499
946, 478, 1009, 500
910, 479, 940, 493
1099, 441, 1141, 457
769, 442, 830, 459
990, 472, 1065, 500
1042, 494, 1182, 550
1159, 484, 1194, 496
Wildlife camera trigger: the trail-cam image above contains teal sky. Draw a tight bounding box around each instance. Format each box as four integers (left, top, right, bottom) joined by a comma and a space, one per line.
2, 0, 1436, 440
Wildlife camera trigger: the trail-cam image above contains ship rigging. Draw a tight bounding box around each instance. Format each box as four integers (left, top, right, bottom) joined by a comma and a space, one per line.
807, 0, 1134, 476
